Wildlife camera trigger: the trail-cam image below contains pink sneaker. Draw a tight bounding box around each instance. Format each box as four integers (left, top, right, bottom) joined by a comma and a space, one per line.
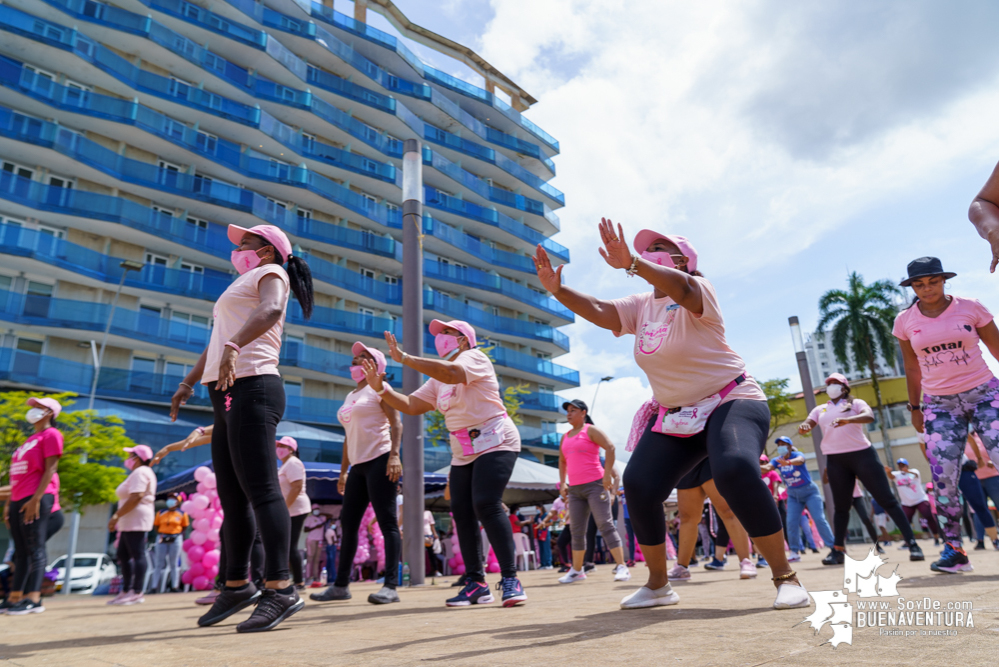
122, 592, 145, 605
667, 564, 690, 581
195, 590, 219, 606
107, 591, 132, 605
739, 558, 758, 579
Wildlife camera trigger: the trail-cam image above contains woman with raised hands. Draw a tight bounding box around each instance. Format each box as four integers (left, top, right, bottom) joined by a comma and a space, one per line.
311, 341, 402, 606
362, 321, 527, 608
532, 219, 809, 611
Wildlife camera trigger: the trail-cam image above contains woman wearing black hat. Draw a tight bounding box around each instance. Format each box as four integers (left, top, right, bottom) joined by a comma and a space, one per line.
894, 256, 999, 574
556, 399, 629, 584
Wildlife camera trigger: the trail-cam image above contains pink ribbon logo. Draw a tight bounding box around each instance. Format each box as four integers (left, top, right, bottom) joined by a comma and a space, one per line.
225, 394, 232, 412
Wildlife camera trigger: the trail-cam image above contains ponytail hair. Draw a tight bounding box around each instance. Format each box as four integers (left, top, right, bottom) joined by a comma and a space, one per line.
270, 246, 314, 320
904, 295, 919, 310
583, 412, 594, 425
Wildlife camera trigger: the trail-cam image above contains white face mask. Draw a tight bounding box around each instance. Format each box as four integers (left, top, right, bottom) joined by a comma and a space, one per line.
826, 384, 845, 400
26, 408, 47, 424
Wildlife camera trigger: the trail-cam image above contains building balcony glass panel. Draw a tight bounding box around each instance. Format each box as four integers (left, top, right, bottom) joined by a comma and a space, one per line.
423, 260, 571, 321
421, 333, 577, 387
517, 392, 563, 414
423, 290, 569, 352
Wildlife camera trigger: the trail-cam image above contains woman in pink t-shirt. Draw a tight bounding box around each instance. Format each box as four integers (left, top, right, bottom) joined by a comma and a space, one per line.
169, 224, 314, 632
2, 396, 63, 615
363, 320, 527, 609
312, 342, 402, 606
533, 220, 807, 612
893, 256, 999, 574
556, 399, 629, 584
107, 444, 157, 606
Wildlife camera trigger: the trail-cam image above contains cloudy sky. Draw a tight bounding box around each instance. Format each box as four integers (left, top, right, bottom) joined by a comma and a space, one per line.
362, 0, 999, 451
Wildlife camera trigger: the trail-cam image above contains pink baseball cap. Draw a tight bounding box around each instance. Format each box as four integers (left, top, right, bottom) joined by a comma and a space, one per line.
825, 373, 850, 388
277, 436, 298, 451
124, 444, 154, 461
351, 341, 387, 375
429, 319, 477, 348
227, 224, 293, 262
27, 396, 62, 417
632, 230, 698, 273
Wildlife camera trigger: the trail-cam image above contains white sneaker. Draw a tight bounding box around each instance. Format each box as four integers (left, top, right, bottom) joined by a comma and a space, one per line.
613, 564, 631, 581
122, 592, 145, 605
773, 583, 810, 610
667, 564, 690, 581
787, 552, 801, 563
620, 584, 680, 609
739, 558, 758, 579
558, 568, 587, 584
107, 591, 131, 606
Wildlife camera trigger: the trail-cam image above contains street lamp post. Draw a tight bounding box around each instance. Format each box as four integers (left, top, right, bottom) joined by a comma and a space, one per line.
788, 317, 834, 523
590, 376, 613, 416
63, 259, 144, 595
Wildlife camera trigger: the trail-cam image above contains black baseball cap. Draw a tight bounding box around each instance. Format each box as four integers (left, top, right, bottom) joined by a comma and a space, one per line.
561, 399, 589, 412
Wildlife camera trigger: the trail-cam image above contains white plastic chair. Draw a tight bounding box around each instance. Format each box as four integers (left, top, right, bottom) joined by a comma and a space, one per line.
513, 532, 537, 571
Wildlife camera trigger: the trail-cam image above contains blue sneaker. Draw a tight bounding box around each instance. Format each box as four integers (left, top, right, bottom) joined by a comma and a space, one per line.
497, 577, 527, 607
930, 544, 973, 574
703, 558, 727, 570
756, 556, 769, 568
445, 579, 494, 607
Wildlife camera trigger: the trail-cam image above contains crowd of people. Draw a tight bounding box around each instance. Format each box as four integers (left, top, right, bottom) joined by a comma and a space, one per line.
3, 202, 999, 630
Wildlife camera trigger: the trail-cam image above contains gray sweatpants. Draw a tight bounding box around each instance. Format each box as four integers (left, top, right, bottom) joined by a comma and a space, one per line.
567, 480, 622, 551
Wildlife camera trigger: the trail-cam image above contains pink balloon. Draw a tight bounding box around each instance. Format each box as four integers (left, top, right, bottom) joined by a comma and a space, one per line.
206, 565, 218, 580
202, 550, 220, 569
203, 472, 217, 489
452, 564, 465, 575
192, 494, 210, 510
193, 518, 210, 533
207, 528, 220, 542
193, 576, 211, 590
188, 545, 205, 563
180, 501, 194, 514
196, 482, 207, 495
182, 538, 194, 552
189, 562, 205, 577
486, 562, 500, 573
194, 466, 211, 482
181, 570, 194, 585
211, 516, 223, 530
191, 530, 208, 545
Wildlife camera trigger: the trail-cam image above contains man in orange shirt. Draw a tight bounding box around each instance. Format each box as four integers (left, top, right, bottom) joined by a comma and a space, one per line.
151, 494, 190, 593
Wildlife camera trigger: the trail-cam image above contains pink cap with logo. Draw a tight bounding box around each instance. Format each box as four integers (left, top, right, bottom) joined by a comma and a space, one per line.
27, 396, 62, 417
124, 444, 154, 461
277, 436, 298, 451
632, 230, 698, 273
428, 319, 477, 348
825, 372, 850, 388
227, 224, 293, 262
351, 341, 387, 375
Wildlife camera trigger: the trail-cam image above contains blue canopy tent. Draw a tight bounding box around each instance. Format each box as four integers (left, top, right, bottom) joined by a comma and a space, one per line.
157, 461, 449, 504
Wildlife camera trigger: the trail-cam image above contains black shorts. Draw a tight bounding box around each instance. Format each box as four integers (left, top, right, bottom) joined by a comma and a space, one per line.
675, 457, 712, 490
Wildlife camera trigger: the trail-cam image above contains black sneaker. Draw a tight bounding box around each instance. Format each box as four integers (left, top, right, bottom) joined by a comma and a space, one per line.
0, 597, 15, 614
451, 573, 470, 587
197, 583, 261, 627
310, 584, 351, 602
445, 579, 494, 607
367, 586, 400, 605
583, 563, 596, 573
822, 549, 845, 566
497, 577, 527, 607
557, 566, 570, 573
876, 543, 885, 555
6, 599, 45, 615
975, 540, 986, 551
908, 541, 925, 562
236, 588, 304, 633
810, 548, 820, 554
930, 544, 973, 574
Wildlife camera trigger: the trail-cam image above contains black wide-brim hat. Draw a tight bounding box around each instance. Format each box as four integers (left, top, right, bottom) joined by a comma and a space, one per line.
899, 256, 956, 287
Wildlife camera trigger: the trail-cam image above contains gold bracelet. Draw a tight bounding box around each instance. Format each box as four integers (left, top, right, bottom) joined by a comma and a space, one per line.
626, 255, 640, 277
772, 570, 797, 582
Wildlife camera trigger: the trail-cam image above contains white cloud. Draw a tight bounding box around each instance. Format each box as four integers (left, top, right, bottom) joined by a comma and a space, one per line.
557, 375, 653, 462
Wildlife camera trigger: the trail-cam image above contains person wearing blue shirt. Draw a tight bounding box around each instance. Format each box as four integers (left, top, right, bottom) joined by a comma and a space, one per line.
764, 437, 835, 563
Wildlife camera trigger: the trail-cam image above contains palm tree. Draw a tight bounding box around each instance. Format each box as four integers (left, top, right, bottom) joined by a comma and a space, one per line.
816, 272, 902, 468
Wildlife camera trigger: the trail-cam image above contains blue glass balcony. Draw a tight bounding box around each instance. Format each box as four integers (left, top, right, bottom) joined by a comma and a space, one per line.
424, 260, 572, 322
423, 290, 570, 352
517, 392, 563, 413
421, 333, 577, 386
279, 340, 402, 381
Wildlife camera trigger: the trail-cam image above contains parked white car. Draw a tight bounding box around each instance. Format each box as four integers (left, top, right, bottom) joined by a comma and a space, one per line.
49, 554, 118, 594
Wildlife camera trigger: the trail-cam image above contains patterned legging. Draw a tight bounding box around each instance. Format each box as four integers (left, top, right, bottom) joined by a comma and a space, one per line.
923, 377, 999, 543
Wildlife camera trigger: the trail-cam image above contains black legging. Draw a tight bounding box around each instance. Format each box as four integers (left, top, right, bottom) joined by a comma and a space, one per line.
777, 498, 789, 544
825, 446, 915, 548
9, 493, 56, 594
449, 450, 518, 581
556, 526, 572, 565
851, 496, 879, 543
584, 514, 598, 563
216, 526, 265, 589
336, 452, 401, 588
289, 513, 307, 585
624, 400, 781, 546
118, 531, 148, 592
208, 375, 290, 582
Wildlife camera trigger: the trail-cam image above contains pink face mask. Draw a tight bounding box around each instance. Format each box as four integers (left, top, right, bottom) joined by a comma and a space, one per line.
276, 446, 291, 459
349, 365, 366, 382
124, 458, 137, 471
231, 248, 264, 275
641, 251, 680, 269
435, 334, 460, 359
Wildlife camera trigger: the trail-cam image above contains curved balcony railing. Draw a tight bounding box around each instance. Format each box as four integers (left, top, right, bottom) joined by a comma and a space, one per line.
424, 260, 572, 322
517, 392, 563, 413
420, 334, 578, 387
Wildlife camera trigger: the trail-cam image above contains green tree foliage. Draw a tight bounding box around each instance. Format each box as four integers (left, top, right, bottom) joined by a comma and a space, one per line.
760, 378, 795, 440
1, 391, 131, 512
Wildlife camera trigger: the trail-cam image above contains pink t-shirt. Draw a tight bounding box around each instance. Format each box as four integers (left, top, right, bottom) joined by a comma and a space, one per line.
853, 481, 863, 498
202, 264, 290, 384
892, 296, 995, 396
278, 456, 311, 517
808, 398, 873, 455
115, 466, 157, 532
561, 425, 605, 486
338, 385, 392, 465
411, 349, 521, 465
967, 435, 998, 480
762, 469, 782, 499
611, 281, 765, 408
10, 427, 63, 503
304, 513, 325, 542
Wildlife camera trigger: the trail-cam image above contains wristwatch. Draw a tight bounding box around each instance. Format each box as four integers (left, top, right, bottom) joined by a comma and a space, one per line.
905, 403, 921, 412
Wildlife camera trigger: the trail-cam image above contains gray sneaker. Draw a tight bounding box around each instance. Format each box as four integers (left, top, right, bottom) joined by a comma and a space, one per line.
310, 584, 351, 602
367, 586, 400, 605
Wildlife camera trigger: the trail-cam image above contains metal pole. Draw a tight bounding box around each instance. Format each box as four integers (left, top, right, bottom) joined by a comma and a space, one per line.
401, 138, 425, 585
788, 317, 834, 523
590, 376, 612, 416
